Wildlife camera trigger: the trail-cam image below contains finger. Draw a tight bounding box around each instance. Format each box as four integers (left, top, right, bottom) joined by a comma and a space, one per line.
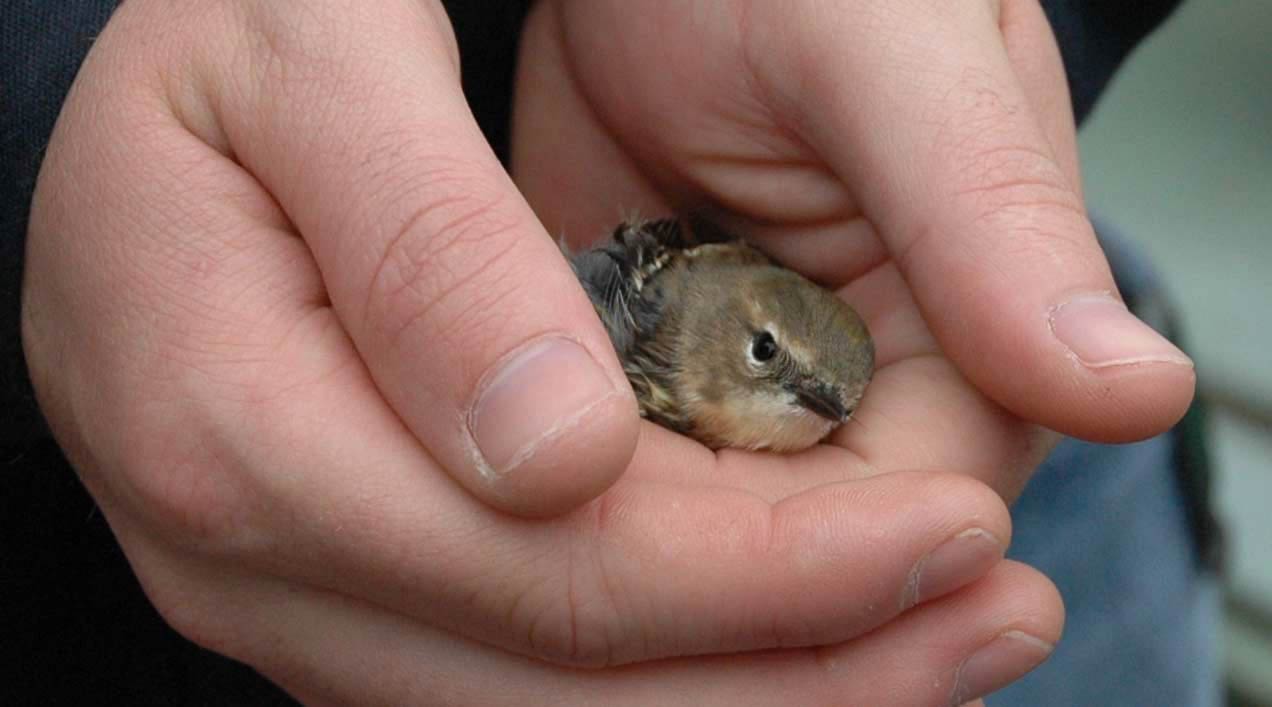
761, 2, 1195, 442
832, 262, 1058, 501
207, 358, 1014, 666
107, 327, 1014, 667
124, 527, 1059, 707
195, 0, 639, 517
817, 561, 1063, 706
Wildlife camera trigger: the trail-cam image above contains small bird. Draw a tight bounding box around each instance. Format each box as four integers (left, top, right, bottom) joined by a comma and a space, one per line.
566, 217, 875, 452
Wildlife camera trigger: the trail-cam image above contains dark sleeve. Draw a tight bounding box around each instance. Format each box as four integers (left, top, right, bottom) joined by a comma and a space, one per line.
1040, 0, 1185, 124
440, 0, 536, 163
1, 1, 121, 446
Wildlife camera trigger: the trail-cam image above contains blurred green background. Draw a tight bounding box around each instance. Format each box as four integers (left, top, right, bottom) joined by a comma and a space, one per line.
1077, 1, 1271, 703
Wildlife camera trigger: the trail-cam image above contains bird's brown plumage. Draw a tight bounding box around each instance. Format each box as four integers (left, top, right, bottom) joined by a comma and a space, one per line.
567, 217, 874, 451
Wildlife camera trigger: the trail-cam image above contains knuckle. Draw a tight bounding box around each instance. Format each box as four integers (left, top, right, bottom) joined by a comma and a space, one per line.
235, 0, 459, 107
957, 141, 1072, 197
520, 569, 624, 668
85, 322, 304, 559
148, 583, 232, 655
235, 1, 396, 114
523, 596, 616, 668
26, 277, 271, 562
240, 0, 350, 69
129, 552, 240, 658
949, 143, 1094, 262
119, 423, 259, 556
973, 199, 1096, 270
958, 145, 1083, 221
363, 167, 528, 353
148, 571, 297, 689
98, 378, 270, 559
509, 530, 630, 667
938, 70, 1080, 208
236, 2, 360, 112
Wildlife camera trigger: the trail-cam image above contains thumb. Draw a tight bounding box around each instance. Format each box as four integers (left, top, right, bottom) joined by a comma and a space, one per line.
771, 2, 1195, 442
203, 3, 638, 516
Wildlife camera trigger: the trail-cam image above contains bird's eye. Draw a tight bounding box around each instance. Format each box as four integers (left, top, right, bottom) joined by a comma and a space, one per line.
751, 331, 778, 363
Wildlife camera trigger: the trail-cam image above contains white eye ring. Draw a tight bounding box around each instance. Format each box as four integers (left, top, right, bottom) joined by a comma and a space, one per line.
747, 329, 779, 367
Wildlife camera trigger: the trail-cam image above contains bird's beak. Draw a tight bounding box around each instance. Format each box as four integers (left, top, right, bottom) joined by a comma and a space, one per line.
794, 383, 849, 423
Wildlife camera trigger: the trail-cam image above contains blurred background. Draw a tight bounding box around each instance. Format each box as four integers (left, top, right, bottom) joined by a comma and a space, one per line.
1077, 1, 1271, 704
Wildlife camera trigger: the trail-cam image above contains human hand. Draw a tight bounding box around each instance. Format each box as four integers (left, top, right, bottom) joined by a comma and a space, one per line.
22, 0, 1058, 703
515, 0, 1197, 502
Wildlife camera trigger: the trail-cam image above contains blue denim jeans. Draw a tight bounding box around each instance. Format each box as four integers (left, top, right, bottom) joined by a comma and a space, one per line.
992, 433, 1223, 705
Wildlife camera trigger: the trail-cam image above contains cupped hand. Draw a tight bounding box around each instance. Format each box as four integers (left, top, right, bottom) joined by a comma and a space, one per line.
515, 1, 1197, 505
22, 0, 1059, 704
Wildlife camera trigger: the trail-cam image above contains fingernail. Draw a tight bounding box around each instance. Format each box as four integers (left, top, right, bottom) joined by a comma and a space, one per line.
1050, 294, 1193, 369
903, 528, 1004, 610
469, 337, 617, 477
950, 631, 1054, 705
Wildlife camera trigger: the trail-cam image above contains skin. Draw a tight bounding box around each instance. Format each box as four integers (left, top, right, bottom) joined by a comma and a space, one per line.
19, 0, 1191, 703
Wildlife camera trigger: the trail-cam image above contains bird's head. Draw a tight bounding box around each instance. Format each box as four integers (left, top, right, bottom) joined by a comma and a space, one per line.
673, 262, 875, 451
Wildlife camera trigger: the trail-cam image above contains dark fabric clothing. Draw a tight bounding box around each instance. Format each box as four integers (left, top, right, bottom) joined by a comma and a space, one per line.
1041, 0, 1184, 124
1, 0, 1202, 703
1, 0, 121, 446
4, 442, 295, 705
